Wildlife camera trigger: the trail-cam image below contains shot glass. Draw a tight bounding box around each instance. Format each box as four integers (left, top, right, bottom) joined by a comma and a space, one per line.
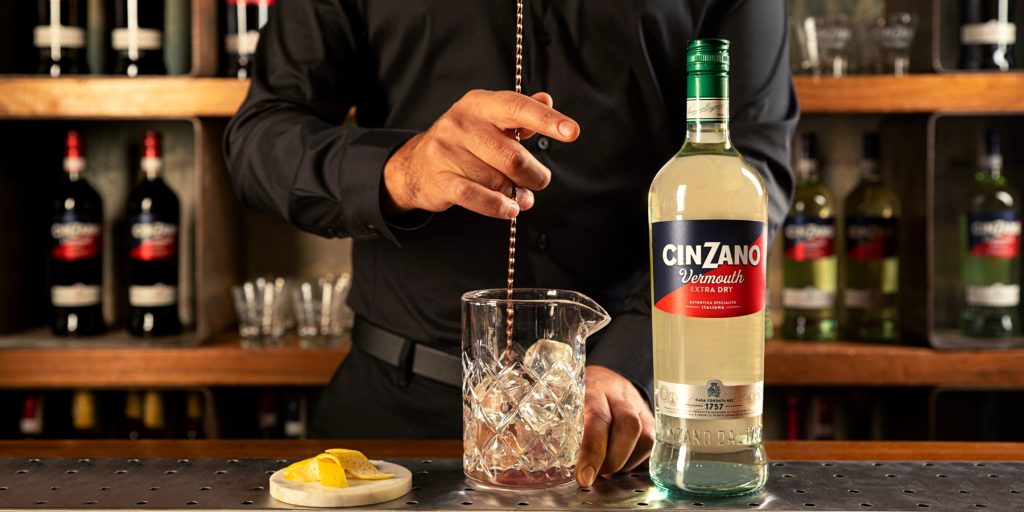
232, 276, 289, 348
871, 12, 916, 76
291, 273, 353, 349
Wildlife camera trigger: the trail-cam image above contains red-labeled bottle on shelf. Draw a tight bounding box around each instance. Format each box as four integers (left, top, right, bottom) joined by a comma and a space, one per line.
50, 131, 106, 337
20, 393, 45, 439
127, 131, 182, 338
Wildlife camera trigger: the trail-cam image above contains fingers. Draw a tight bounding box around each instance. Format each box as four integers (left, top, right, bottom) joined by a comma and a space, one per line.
471, 90, 580, 143
448, 147, 536, 212
600, 398, 645, 476
442, 175, 520, 220
518, 92, 554, 140
463, 125, 551, 190
577, 391, 611, 488
624, 407, 656, 472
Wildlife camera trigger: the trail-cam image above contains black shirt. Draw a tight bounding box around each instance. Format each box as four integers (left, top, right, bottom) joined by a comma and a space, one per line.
225, 0, 798, 403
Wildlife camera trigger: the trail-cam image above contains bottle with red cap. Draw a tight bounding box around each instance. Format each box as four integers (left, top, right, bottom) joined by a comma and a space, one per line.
127, 131, 181, 337
50, 131, 106, 336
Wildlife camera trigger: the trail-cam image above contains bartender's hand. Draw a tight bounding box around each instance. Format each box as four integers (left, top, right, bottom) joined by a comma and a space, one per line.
577, 365, 655, 487
382, 90, 580, 219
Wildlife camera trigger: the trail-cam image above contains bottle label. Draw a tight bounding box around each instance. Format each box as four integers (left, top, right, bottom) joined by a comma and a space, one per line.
784, 216, 835, 261
685, 98, 728, 124
845, 216, 898, 261
130, 214, 178, 261
111, 28, 163, 51
967, 211, 1021, 259
655, 380, 763, 420
961, 21, 1017, 45
129, 284, 177, 307
844, 288, 896, 309
33, 25, 86, 49
966, 284, 1020, 308
783, 287, 835, 310
51, 220, 101, 262
52, 284, 101, 307
651, 219, 766, 318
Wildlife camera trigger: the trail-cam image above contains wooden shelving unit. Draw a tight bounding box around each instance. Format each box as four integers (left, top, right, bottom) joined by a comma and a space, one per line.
0, 77, 248, 118
2, 337, 1022, 388
0, 335, 347, 388
0, 74, 1022, 120
1, 73, 1023, 391
793, 74, 1024, 113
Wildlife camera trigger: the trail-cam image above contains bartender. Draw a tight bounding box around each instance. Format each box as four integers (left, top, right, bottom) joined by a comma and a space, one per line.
225, 0, 796, 488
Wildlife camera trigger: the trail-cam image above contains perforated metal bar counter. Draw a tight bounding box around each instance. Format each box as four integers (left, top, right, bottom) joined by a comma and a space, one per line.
0, 441, 1022, 511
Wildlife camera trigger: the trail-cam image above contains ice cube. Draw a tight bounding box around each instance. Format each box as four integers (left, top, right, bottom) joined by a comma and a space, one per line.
473, 371, 530, 429
524, 338, 574, 376
524, 338, 578, 393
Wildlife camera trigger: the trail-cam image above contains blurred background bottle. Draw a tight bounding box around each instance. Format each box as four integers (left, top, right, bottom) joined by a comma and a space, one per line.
961, 128, 1020, 337
843, 133, 900, 343
783, 133, 838, 341
35, 0, 88, 76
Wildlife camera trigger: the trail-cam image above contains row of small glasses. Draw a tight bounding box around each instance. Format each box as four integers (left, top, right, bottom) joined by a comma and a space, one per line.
231, 274, 354, 348
793, 12, 917, 77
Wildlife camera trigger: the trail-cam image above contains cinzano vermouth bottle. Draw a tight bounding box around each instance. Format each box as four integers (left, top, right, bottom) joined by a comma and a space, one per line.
648, 39, 768, 497
782, 133, 838, 341
961, 128, 1020, 337
842, 134, 900, 343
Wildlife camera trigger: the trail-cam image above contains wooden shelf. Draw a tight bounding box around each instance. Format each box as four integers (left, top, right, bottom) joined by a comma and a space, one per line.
794, 74, 1024, 113
3, 334, 1024, 388
0, 77, 248, 118
0, 74, 1021, 119
0, 334, 347, 388
766, 340, 1024, 387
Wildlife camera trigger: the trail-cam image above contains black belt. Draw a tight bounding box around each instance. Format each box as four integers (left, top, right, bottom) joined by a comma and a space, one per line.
351, 317, 462, 388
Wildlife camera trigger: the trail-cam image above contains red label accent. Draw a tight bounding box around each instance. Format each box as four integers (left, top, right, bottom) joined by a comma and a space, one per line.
651, 220, 766, 319
51, 222, 101, 262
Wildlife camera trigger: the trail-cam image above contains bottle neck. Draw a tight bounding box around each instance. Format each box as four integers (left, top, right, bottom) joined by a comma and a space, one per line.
983, 153, 1004, 181
860, 158, 881, 183
684, 72, 732, 150
142, 156, 162, 181
796, 158, 820, 184
685, 121, 732, 147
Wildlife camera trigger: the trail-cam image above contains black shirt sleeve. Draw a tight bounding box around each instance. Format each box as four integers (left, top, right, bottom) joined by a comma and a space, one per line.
587, 0, 799, 406
224, 0, 418, 244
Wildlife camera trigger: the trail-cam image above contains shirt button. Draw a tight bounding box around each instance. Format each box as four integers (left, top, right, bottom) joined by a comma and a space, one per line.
537, 137, 550, 151
536, 233, 549, 250
365, 223, 376, 232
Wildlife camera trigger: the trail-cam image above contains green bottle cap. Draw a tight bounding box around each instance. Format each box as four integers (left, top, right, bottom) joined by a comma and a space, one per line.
686, 39, 730, 73
686, 39, 730, 122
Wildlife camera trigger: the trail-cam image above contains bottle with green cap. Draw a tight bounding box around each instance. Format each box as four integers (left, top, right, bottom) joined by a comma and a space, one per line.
647, 39, 768, 496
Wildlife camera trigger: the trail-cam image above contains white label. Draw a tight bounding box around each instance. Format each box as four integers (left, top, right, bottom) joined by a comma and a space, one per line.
52, 284, 101, 307
130, 284, 177, 307
844, 289, 895, 309
111, 28, 163, 51
33, 25, 86, 49
967, 284, 1020, 307
783, 287, 835, 310
655, 380, 763, 420
284, 420, 304, 438
961, 21, 1017, 45
225, 31, 261, 55
686, 98, 728, 122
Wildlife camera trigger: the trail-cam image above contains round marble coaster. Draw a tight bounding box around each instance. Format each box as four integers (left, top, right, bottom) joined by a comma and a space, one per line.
269, 460, 412, 508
